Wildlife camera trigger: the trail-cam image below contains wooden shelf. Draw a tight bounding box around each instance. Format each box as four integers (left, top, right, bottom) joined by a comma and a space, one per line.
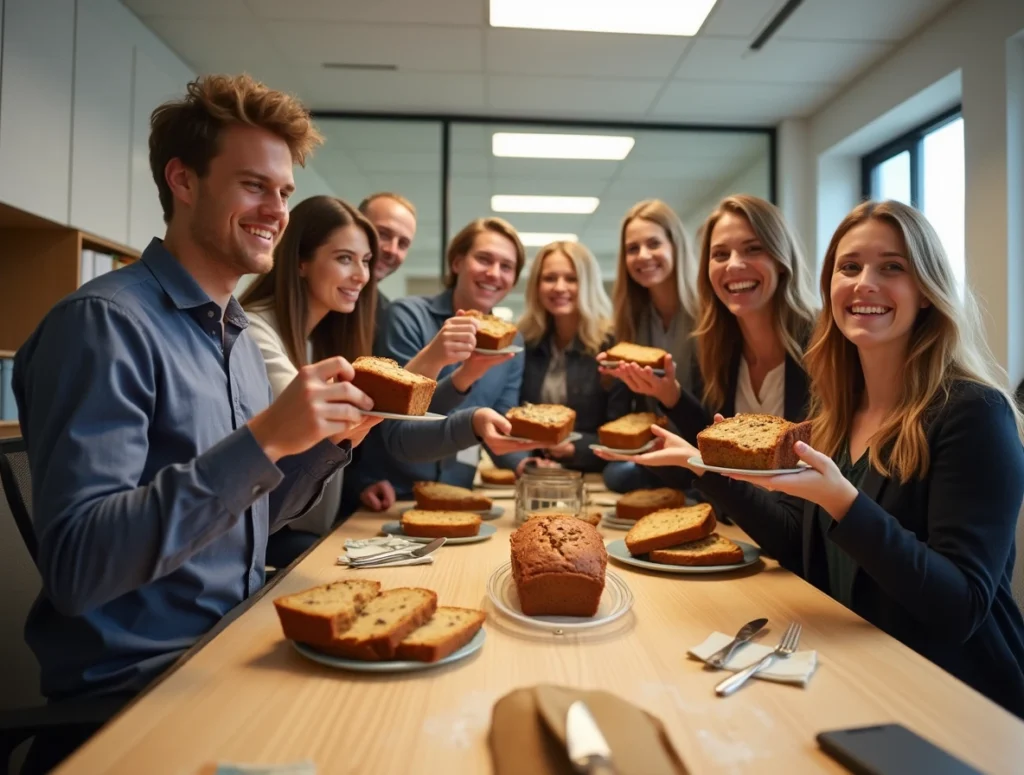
82, 231, 140, 260
0, 421, 20, 439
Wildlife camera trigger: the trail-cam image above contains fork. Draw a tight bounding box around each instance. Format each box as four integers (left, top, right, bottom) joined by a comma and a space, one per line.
714, 622, 802, 697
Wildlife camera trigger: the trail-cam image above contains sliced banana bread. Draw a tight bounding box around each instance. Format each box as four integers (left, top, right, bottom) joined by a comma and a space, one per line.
395, 606, 486, 662
604, 342, 668, 369
615, 487, 688, 521
351, 356, 437, 415
401, 509, 482, 538
318, 587, 438, 661
506, 403, 576, 444
598, 412, 667, 449
696, 413, 812, 470
463, 309, 518, 350
273, 580, 382, 647
649, 533, 745, 566
624, 504, 717, 556
413, 482, 492, 511
480, 467, 516, 485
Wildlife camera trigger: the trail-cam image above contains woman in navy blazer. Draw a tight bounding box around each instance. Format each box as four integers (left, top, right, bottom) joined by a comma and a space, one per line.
518, 240, 632, 473
598, 200, 1024, 716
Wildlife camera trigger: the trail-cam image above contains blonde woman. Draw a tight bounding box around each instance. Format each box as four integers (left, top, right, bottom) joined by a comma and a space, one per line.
518, 241, 631, 472
598, 200, 1024, 716
598, 198, 700, 491
621, 195, 818, 444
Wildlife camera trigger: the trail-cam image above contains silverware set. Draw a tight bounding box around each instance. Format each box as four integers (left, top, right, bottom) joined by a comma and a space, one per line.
346, 537, 446, 567
712, 620, 803, 697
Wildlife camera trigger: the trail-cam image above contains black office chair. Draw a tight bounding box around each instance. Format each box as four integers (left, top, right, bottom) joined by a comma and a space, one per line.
0, 437, 124, 775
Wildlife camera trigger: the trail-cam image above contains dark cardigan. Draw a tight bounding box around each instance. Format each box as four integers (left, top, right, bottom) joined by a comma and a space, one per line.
696, 381, 1024, 717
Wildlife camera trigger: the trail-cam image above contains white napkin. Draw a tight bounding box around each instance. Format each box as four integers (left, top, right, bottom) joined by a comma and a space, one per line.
688, 631, 818, 686
336, 536, 434, 568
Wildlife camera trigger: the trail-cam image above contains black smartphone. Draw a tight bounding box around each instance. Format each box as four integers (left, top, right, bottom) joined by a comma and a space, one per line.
816, 724, 983, 775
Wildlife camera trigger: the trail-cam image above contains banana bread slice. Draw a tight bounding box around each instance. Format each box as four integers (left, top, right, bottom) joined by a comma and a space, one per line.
395, 606, 486, 662
615, 487, 687, 521
318, 587, 438, 661
598, 412, 667, 449
510, 516, 607, 617
604, 342, 668, 369
351, 356, 437, 415
649, 533, 745, 566
480, 467, 516, 485
401, 509, 482, 538
413, 482, 493, 511
273, 580, 382, 647
506, 403, 576, 444
463, 309, 518, 350
696, 413, 812, 470
624, 504, 717, 556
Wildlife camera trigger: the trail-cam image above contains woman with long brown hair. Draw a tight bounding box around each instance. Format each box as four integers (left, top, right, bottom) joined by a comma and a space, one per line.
241, 195, 388, 565
598, 200, 1024, 716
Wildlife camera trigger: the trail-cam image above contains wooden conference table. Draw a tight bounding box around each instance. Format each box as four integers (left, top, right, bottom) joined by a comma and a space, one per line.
54, 481, 1024, 774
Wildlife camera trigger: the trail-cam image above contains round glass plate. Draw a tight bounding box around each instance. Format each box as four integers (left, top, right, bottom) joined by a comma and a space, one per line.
292, 628, 485, 673
502, 431, 583, 446
687, 456, 810, 477
382, 521, 497, 544
600, 360, 666, 377
589, 439, 657, 455
606, 538, 761, 574
486, 562, 634, 632
400, 505, 504, 520
475, 344, 524, 355
362, 410, 446, 422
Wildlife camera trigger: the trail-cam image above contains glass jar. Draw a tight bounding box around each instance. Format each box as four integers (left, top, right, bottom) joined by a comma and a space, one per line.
515, 466, 585, 526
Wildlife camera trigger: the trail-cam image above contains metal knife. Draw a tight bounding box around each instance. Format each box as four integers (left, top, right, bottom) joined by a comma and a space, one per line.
704, 617, 768, 670
566, 700, 617, 775
348, 537, 446, 567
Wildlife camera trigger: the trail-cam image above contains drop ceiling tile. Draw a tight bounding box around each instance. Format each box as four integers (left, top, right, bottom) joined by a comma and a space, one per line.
245, 0, 487, 25
775, 0, 956, 43
699, 0, 787, 37
653, 79, 832, 123
487, 75, 662, 117
301, 70, 487, 112
142, 17, 295, 79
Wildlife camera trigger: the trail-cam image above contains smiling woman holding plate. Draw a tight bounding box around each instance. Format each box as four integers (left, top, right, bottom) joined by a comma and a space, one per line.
595, 200, 1024, 719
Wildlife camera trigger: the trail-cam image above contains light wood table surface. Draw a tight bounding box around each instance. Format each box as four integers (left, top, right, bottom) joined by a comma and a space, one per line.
55, 486, 1024, 774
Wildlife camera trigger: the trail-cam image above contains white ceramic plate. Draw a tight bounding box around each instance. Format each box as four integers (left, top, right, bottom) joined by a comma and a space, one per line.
486, 562, 633, 632
291, 628, 485, 673
502, 431, 583, 446
606, 538, 761, 574
400, 504, 504, 520
382, 521, 497, 544
600, 360, 666, 377
687, 456, 810, 477
589, 439, 658, 455
600, 517, 635, 531
475, 345, 524, 355
362, 410, 446, 422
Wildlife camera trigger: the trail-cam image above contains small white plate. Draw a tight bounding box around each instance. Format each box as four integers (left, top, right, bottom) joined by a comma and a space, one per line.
589, 439, 658, 455
687, 456, 810, 477
503, 431, 583, 446
475, 345, 524, 355
606, 538, 761, 574
599, 519, 632, 531
362, 410, 446, 422
291, 628, 485, 673
400, 504, 504, 520
487, 562, 633, 632
382, 521, 497, 544
600, 360, 666, 377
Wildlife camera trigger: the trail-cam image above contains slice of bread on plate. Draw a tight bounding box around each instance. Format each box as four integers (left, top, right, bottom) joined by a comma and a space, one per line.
505, 403, 576, 444
648, 533, 745, 566
413, 482, 492, 511
273, 580, 382, 647
401, 509, 482, 538
480, 467, 516, 485
624, 504, 717, 556
318, 587, 438, 661
351, 356, 437, 415
696, 413, 811, 470
395, 606, 486, 662
598, 412, 667, 449
615, 487, 688, 521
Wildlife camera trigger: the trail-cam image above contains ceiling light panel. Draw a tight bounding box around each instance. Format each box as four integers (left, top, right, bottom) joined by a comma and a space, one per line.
492, 132, 635, 160
491, 195, 599, 214
489, 0, 718, 37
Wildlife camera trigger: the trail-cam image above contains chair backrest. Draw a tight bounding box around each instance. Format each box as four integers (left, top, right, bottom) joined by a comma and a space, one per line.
0, 437, 36, 562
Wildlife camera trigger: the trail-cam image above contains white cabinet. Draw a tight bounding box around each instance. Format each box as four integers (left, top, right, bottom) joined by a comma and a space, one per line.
69, 0, 134, 244
0, 0, 75, 224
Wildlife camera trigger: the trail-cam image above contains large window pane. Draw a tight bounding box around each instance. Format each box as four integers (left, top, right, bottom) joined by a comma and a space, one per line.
874, 150, 911, 204
923, 117, 965, 294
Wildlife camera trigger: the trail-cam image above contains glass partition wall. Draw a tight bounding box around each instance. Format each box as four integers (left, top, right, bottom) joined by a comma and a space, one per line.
312, 114, 773, 318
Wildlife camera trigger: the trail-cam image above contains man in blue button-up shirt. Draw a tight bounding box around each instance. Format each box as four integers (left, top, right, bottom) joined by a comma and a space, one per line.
13, 74, 378, 774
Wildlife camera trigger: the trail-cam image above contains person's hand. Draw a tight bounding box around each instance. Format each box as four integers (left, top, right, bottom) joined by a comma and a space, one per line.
592, 424, 704, 473
425, 314, 480, 369
452, 352, 516, 392
721, 441, 858, 519
545, 440, 575, 460
598, 354, 681, 408
360, 480, 396, 511
248, 357, 372, 462
332, 414, 383, 448
472, 408, 539, 456
515, 456, 561, 477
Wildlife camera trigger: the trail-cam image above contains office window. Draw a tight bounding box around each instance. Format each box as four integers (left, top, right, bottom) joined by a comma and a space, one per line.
862, 108, 964, 293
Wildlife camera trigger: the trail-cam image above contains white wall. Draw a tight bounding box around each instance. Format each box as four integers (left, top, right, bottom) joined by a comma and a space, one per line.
681, 155, 772, 236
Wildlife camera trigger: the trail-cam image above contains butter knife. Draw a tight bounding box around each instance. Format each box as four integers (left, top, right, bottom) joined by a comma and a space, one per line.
704, 617, 768, 670
566, 701, 617, 775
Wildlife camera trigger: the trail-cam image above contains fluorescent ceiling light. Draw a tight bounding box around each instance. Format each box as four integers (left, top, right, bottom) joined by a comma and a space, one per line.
489, 0, 718, 37
493, 132, 634, 160
518, 232, 579, 246
492, 195, 599, 214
